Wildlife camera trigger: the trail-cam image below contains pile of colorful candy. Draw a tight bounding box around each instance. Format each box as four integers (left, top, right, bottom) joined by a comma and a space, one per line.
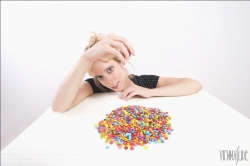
94, 105, 173, 150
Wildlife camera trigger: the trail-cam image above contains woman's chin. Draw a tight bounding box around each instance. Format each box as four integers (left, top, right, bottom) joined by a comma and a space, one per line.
112, 88, 122, 92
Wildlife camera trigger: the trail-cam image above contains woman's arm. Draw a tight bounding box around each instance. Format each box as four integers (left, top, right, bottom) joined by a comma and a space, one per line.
151, 77, 202, 97
52, 55, 92, 112
119, 77, 202, 100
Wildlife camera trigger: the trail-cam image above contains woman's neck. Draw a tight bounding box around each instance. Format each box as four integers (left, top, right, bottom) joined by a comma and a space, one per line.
124, 75, 135, 89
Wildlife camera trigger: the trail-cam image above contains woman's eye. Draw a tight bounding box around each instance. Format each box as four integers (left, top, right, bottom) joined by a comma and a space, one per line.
97, 76, 102, 80
107, 67, 113, 72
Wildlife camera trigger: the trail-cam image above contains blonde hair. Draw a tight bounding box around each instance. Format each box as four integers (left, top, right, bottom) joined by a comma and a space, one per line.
84, 32, 134, 92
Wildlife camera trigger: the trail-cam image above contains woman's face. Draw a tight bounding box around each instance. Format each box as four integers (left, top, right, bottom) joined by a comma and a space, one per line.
91, 59, 128, 92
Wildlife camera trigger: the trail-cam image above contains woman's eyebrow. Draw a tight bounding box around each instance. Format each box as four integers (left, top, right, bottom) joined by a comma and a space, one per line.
95, 65, 112, 77
104, 65, 112, 72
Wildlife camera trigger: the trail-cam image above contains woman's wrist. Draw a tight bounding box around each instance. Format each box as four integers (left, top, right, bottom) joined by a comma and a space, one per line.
81, 51, 91, 62
146, 88, 154, 98
79, 52, 92, 69
148, 88, 159, 98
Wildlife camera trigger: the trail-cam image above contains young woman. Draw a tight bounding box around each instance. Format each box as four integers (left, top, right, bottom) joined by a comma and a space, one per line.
52, 32, 202, 113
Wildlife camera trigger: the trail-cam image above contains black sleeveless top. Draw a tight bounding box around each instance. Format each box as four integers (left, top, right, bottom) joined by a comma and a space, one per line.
85, 74, 160, 93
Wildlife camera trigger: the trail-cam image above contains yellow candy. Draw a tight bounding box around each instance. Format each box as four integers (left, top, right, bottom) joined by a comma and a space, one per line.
144, 146, 148, 150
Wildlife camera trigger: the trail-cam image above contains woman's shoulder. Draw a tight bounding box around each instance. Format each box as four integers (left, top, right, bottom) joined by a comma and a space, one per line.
130, 74, 160, 89
130, 74, 160, 80
84, 77, 110, 93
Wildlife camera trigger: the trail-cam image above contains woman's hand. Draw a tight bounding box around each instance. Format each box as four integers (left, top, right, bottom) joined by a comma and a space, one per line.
118, 85, 152, 101
84, 34, 135, 64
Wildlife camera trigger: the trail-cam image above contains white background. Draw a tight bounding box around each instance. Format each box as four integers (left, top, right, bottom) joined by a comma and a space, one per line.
1, 1, 250, 151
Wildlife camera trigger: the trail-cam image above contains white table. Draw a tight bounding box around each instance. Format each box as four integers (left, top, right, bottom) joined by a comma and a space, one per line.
1, 90, 250, 166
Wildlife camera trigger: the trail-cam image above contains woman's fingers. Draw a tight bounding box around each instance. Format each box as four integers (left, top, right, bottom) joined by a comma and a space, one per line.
119, 86, 136, 99
86, 33, 135, 64
119, 86, 151, 100
109, 40, 130, 60
124, 91, 137, 101
107, 34, 136, 56
104, 44, 125, 64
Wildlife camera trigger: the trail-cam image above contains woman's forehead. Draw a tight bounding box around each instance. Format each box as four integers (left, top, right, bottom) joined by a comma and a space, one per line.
91, 59, 116, 74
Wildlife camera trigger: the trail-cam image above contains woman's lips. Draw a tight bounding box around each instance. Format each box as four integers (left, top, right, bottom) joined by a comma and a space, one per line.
112, 82, 119, 89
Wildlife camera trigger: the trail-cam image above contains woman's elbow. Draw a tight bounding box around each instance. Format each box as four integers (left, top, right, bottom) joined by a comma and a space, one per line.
187, 79, 202, 93
52, 105, 68, 113
194, 80, 203, 92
